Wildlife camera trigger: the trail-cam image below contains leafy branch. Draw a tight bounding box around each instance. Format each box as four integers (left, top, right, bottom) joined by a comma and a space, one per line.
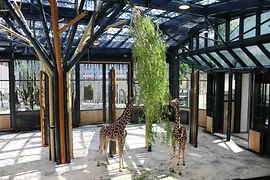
130, 10, 171, 147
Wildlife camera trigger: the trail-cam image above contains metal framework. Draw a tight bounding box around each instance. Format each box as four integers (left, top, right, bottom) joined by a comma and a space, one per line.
0, 0, 270, 163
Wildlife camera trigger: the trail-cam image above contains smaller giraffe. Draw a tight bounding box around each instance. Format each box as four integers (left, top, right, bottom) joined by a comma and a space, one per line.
170, 98, 187, 173
97, 97, 135, 172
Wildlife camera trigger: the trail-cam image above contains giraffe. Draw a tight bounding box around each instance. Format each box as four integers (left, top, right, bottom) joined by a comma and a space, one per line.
97, 97, 135, 172
170, 98, 187, 173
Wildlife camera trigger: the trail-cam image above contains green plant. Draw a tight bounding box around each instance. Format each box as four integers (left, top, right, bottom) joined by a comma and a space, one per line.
84, 84, 93, 100
130, 10, 171, 147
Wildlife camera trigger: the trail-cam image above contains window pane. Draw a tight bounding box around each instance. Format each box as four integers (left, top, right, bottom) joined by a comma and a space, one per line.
80, 64, 103, 110
15, 81, 40, 111
244, 15, 256, 39
218, 23, 226, 44
193, 38, 196, 50
209, 52, 229, 68
0, 78, 9, 114
193, 55, 207, 66
261, 11, 270, 35
230, 18, 240, 41
106, 64, 128, 109
246, 46, 270, 66
0, 62, 9, 80
220, 50, 241, 67
15, 60, 42, 111
14, 60, 44, 81
208, 29, 215, 47
200, 54, 217, 67
179, 80, 190, 107
263, 43, 270, 53
200, 72, 207, 81
232, 48, 256, 66
199, 32, 205, 49
199, 80, 207, 109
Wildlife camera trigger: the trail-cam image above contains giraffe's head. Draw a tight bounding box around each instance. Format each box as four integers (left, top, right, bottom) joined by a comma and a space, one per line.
170, 98, 181, 109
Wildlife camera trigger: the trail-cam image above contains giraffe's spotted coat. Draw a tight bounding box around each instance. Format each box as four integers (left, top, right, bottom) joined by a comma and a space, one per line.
97, 98, 135, 172
170, 98, 187, 172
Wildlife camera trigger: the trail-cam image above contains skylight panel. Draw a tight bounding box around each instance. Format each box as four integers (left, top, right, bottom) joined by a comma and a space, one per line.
149, 9, 166, 16
195, 0, 220, 5
164, 12, 181, 18
182, 22, 197, 28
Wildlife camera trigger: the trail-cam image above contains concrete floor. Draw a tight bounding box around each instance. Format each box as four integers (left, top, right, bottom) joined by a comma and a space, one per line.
0, 124, 270, 180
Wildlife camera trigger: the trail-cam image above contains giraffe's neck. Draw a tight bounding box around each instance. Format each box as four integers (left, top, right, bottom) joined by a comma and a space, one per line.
175, 108, 181, 127
117, 99, 134, 125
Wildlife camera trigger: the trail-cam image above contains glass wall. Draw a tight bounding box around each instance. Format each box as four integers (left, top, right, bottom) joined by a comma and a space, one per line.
179, 64, 191, 107
14, 60, 43, 111
106, 64, 128, 109
79, 63, 128, 110
199, 72, 207, 109
80, 64, 103, 110
0, 62, 10, 114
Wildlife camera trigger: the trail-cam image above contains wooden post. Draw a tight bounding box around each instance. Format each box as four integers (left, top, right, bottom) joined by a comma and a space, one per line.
50, 0, 66, 164
48, 75, 55, 161
67, 71, 74, 159
40, 72, 45, 147
112, 68, 117, 154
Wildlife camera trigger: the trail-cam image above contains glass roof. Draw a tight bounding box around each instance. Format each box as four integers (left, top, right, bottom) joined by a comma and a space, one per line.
0, 0, 269, 70
219, 50, 240, 67
209, 52, 229, 68
246, 46, 270, 66
232, 48, 256, 67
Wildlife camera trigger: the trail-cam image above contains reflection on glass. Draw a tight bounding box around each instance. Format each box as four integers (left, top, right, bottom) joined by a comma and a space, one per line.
263, 43, 270, 53
193, 38, 196, 50
261, 11, 270, 35
199, 32, 205, 49
208, 29, 215, 47
218, 23, 226, 44
199, 81, 207, 109
80, 64, 128, 110
209, 52, 229, 68
193, 55, 207, 66
230, 18, 240, 41
246, 46, 270, 66
15, 60, 43, 111
179, 81, 190, 108
200, 54, 216, 67
219, 50, 240, 67
0, 62, 9, 114
232, 48, 256, 66
244, 15, 256, 39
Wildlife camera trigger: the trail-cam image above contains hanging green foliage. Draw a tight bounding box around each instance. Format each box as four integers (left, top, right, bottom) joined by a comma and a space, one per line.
130, 10, 171, 146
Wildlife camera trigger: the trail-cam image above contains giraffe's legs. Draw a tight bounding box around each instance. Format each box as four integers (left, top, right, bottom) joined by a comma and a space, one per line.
104, 138, 110, 165
182, 141, 186, 166
177, 145, 181, 166
171, 142, 176, 172
97, 137, 105, 167
121, 138, 126, 169
118, 139, 125, 172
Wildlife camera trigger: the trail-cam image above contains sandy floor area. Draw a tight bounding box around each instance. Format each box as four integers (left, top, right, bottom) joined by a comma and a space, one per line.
0, 124, 270, 180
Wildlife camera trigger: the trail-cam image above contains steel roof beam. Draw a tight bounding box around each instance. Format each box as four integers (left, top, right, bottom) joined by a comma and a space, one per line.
197, 53, 214, 68
227, 48, 247, 67
67, 3, 125, 71
205, 52, 223, 68
179, 34, 270, 56
215, 50, 234, 68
